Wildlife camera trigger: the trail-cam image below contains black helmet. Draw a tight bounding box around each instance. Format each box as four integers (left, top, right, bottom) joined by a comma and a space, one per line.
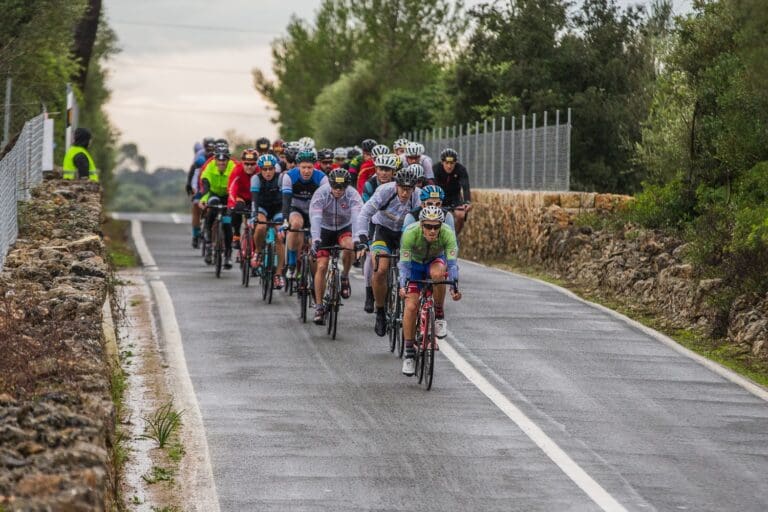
361, 139, 378, 153
284, 146, 299, 164
328, 168, 352, 188
440, 148, 458, 162
394, 166, 419, 187
256, 137, 270, 152
347, 147, 361, 160
317, 148, 334, 161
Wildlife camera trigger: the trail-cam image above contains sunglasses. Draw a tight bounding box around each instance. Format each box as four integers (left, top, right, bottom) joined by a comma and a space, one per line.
422, 223, 441, 231
331, 184, 347, 190
244, 162, 257, 166
261, 165, 275, 171
321, 160, 333, 165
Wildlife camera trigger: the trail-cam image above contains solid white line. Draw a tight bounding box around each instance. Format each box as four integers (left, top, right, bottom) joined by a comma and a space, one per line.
460, 258, 768, 403
131, 219, 156, 267
171, 213, 182, 224
440, 337, 629, 512
133, 221, 220, 511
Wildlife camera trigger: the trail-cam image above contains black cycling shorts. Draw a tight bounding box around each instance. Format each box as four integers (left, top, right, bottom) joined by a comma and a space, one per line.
289, 206, 311, 227
371, 224, 401, 254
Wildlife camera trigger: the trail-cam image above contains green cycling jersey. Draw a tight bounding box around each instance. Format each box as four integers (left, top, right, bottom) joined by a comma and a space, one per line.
399, 222, 458, 265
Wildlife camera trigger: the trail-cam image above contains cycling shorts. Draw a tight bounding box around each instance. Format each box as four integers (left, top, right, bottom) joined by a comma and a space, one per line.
406, 257, 447, 294
371, 224, 401, 254
256, 207, 283, 222
317, 225, 352, 258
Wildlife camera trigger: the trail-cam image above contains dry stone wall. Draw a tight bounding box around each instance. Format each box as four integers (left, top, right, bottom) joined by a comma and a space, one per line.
0, 180, 116, 509
461, 190, 768, 358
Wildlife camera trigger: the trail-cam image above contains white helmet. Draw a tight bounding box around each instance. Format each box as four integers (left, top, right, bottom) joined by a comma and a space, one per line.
298, 136, 315, 150
371, 144, 390, 157
374, 154, 398, 170
393, 138, 409, 151
404, 141, 422, 157
419, 205, 445, 223
333, 147, 347, 159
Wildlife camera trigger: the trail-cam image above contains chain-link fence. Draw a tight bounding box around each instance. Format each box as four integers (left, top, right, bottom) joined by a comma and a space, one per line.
403, 109, 571, 191
0, 113, 49, 267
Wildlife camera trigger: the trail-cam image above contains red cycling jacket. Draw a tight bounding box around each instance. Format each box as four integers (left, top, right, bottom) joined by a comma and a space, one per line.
227, 162, 256, 209
355, 159, 376, 196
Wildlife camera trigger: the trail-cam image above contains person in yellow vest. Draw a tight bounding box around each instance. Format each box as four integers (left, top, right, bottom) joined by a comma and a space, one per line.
62, 128, 98, 182
199, 142, 237, 268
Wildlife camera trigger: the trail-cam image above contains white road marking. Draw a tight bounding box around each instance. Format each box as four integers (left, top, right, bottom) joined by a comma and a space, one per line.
440, 335, 629, 512
132, 221, 220, 511
171, 213, 183, 224
461, 259, 768, 403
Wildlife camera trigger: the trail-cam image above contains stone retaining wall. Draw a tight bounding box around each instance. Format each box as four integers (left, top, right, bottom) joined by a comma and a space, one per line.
0, 180, 116, 509
461, 189, 768, 357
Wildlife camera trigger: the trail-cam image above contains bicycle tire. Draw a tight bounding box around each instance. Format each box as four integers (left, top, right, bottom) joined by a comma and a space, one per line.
398, 327, 405, 358
391, 294, 402, 355
241, 228, 251, 287
331, 303, 339, 339
424, 308, 435, 390
299, 255, 309, 323
213, 221, 223, 278
266, 243, 275, 304
325, 269, 336, 335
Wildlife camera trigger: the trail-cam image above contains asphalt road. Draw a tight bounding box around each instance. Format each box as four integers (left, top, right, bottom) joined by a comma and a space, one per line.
132, 214, 768, 512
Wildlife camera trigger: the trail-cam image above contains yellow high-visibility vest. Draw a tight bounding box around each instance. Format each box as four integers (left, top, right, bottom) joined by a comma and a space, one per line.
62, 146, 98, 182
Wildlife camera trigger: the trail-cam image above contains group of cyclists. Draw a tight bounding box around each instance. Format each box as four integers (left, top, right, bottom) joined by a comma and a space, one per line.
185, 136, 472, 377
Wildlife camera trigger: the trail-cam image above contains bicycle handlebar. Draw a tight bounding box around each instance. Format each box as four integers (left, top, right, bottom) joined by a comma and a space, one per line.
405, 279, 459, 289
253, 220, 283, 226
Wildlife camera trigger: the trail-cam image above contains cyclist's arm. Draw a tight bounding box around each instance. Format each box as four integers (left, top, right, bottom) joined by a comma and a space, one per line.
402, 213, 417, 230
362, 181, 374, 202
200, 176, 211, 203
186, 163, 196, 189
250, 174, 261, 218
349, 188, 363, 230
397, 228, 417, 288
280, 172, 293, 219
459, 164, 471, 203
441, 225, 459, 282
308, 188, 325, 242
354, 188, 380, 240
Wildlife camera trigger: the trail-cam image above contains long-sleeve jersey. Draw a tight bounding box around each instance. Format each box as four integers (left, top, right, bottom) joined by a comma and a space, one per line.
398, 222, 459, 287
281, 167, 328, 215
250, 172, 282, 216
420, 155, 435, 180
433, 162, 471, 206
309, 184, 363, 242
227, 163, 253, 208
362, 175, 386, 202
200, 159, 236, 202
355, 159, 376, 196
354, 181, 421, 239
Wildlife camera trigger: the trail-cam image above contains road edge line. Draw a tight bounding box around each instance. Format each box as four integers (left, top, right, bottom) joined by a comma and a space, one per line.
133, 220, 220, 511
460, 258, 768, 403
439, 338, 629, 512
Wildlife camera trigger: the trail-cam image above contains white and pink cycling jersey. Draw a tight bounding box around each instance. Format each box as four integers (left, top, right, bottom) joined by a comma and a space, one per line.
308, 183, 363, 242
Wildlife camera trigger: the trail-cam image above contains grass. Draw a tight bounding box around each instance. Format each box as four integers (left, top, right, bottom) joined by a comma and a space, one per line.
141, 401, 184, 449
485, 256, 768, 388
167, 440, 185, 463
142, 465, 174, 484
103, 217, 138, 269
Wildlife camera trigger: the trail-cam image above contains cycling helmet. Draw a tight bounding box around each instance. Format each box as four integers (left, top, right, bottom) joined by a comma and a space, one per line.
255, 137, 271, 152
371, 144, 390, 157
287, 140, 301, 150
406, 163, 425, 181
395, 166, 419, 187
420, 185, 445, 202
419, 205, 446, 223
417, 143, 426, 155
298, 136, 315, 150
317, 148, 334, 161
328, 168, 352, 188
393, 138, 409, 151
284, 146, 299, 164
404, 141, 422, 157
194, 142, 203, 153
374, 154, 398, 170
361, 139, 378, 153
347, 147, 361, 160
215, 138, 228, 146
272, 139, 286, 154
214, 142, 230, 161
333, 147, 347, 160
241, 148, 258, 163
440, 148, 458, 162
258, 154, 278, 169
296, 148, 317, 164
203, 138, 216, 154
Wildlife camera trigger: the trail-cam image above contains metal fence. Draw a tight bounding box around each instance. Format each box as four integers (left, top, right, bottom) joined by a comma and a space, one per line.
0, 113, 49, 267
403, 109, 571, 191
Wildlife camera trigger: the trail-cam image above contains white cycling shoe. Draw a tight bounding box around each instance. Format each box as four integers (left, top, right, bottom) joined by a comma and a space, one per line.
435, 319, 447, 339
402, 357, 416, 376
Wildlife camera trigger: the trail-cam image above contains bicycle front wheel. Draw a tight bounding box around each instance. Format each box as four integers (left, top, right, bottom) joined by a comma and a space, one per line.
299, 256, 309, 323
424, 309, 436, 390
213, 222, 223, 278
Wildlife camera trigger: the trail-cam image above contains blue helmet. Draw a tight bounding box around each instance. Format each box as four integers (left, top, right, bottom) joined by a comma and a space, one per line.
420, 185, 445, 202
257, 154, 278, 169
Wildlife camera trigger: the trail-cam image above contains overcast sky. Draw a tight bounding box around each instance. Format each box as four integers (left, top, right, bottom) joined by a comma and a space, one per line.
102, 0, 692, 171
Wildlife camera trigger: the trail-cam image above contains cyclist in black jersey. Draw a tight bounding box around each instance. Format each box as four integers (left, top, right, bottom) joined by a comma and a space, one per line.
433, 148, 472, 234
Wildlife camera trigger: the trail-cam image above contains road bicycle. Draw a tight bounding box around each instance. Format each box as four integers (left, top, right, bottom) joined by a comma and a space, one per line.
408, 278, 458, 391
238, 213, 256, 288
207, 204, 228, 278
254, 220, 282, 304
287, 228, 314, 322
374, 251, 403, 356
318, 245, 355, 340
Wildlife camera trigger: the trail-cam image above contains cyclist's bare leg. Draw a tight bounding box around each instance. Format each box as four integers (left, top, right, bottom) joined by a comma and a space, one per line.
287, 213, 304, 254
430, 262, 448, 308
454, 207, 466, 235
275, 236, 285, 274
191, 202, 200, 230
253, 214, 267, 251
314, 256, 329, 304
372, 253, 389, 308
403, 292, 420, 341
340, 236, 354, 275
